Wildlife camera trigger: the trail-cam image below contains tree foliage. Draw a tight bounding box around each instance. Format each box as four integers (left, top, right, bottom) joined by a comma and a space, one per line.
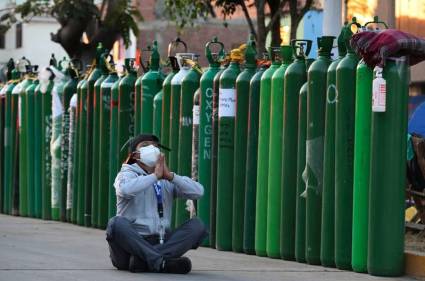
0, 0, 142, 63
164, 0, 316, 54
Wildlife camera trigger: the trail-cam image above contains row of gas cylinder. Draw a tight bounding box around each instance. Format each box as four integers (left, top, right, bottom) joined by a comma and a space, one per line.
0, 18, 408, 277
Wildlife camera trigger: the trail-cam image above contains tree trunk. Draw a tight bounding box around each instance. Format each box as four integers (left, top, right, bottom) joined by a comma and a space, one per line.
267, 0, 282, 47
256, 0, 267, 55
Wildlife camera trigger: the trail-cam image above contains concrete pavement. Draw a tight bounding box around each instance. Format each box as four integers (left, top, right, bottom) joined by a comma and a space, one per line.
0, 214, 417, 281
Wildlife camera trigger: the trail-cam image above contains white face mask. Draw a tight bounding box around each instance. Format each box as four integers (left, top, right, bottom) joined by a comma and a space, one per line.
137, 145, 160, 167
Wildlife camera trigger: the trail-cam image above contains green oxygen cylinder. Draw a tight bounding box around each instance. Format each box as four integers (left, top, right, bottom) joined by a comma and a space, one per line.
169, 52, 193, 181
0, 85, 4, 214
352, 17, 389, 273
255, 48, 281, 256
198, 37, 224, 247
171, 52, 193, 229
72, 78, 83, 223
368, 59, 408, 277
295, 58, 315, 263
76, 77, 88, 225
98, 69, 118, 229
153, 90, 163, 140
82, 43, 104, 227
321, 27, 346, 267
34, 68, 50, 219
335, 19, 361, 270
216, 50, 241, 251
67, 92, 78, 223
210, 64, 226, 248
305, 36, 334, 265
91, 53, 109, 227
108, 76, 123, 219
27, 78, 39, 218
192, 89, 200, 181
140, 41, 163, 134
351, 60, 373, 272
118, 59, 137, 162
233, 37, 257, 253
134, 64, 143, 134
176, 54, 201, 227
267, 46, 293, 258
244, 64, 266, 254
41, 68, 54, 220
281, 40, 311, 260
16, 74, 33, 217
3, 69, 19, 214
51, 67, 70, 221
162, 39, 184, 161
61, 66, 78, 222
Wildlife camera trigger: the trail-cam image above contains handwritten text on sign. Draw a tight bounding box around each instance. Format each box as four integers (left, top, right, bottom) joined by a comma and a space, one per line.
218, 88, 236, 118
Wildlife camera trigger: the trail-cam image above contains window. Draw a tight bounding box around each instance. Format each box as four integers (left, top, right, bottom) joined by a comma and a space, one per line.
16, 23, 22, 48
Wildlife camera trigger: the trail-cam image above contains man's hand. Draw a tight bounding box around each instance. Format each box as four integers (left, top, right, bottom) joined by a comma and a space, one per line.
154, 154, 164, 179
163, 157, 174, 181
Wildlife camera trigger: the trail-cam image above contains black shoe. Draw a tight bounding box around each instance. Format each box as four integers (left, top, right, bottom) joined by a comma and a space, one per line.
129, 255, 148, 273
161, 257, 192, 274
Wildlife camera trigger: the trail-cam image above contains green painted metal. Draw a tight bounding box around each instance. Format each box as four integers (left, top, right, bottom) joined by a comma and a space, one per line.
295, 58, 315, 263
267, 46, 293, 258
198, 38, 224, 247
77, 77, 89, 226
282, 40, 311, 260
134, 70, 143, 135
153, 90, 163, 139
41, 75, 54, 220
17, 76, 33, 217
255, 48, 280, 256
3, 72, 18, 215
170, 53, 193, 228
321, 29, 346, 268
0, 85, 5, 214
27, 80, 38, 218
232, 37, 257, 253
91, 54, 108, 227
62, 68, 78, 222
368, 58, 408, 277
210, 66, 226, 248
140, 41, 162, 134
118, 59, 137, 163
351, 60, 372, 273
244, 65, 266, 254
67, 92, 78, 223
216, 54, 241, 251
98, 71, 118, 229
51, 71, 69, 221
33, 79, 44, 219
108, 76, 123, 219
162, 70, 178, 161
83, 44, 104, 227
176, 54, 201, 227
192, 89, 200, 181
335, 20, 360, 270
305, 36, 334, 265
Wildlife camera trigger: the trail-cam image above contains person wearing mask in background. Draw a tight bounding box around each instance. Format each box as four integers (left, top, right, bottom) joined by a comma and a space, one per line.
106, 134, 207, 274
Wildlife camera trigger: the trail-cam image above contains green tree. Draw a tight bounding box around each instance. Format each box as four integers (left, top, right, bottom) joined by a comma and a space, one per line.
165, 0, 315, 54
0, 0, 141, 64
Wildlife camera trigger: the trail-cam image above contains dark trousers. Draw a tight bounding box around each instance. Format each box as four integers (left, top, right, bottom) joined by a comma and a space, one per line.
106, 216, 208, 271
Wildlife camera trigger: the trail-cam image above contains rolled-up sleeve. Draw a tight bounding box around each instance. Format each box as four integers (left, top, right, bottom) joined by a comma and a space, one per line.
172, 174, 204, 199
114, 170, 158, 199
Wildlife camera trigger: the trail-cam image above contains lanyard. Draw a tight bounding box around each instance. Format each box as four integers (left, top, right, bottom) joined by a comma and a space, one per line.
153, 182, 165, 244
153, 182, 164, 218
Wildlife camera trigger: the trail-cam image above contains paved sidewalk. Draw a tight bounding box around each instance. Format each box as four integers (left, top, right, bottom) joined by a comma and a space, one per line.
0, 214, 416, 281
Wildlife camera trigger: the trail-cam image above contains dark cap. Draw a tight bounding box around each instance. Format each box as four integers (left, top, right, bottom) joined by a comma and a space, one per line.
121, 134, 171, 153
